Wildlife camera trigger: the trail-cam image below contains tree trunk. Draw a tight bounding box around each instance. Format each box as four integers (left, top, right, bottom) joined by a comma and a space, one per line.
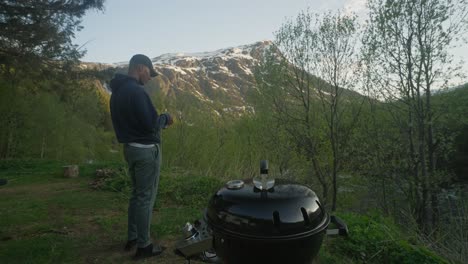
426, 81, 438, 232
6, 125, 15, 159
40, 135, 46, 159
63, 165, 79, 178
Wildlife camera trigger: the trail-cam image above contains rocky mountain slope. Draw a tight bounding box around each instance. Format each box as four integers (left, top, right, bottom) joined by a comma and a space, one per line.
152, 41, 274, 115
82, 41, 273, 116
82, 40, 366, 117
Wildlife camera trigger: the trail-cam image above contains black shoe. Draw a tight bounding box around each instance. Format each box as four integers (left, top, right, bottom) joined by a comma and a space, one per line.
124, 239, 137, 251
133, 243, 166, 261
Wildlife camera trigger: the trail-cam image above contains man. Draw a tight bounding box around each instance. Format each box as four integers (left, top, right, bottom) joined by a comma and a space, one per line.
109, 54, 173, 260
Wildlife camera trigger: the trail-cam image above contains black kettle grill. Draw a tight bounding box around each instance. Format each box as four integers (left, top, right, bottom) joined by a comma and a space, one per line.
175, 160, 348, 264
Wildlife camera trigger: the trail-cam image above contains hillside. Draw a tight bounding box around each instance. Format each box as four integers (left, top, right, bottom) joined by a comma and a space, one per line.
83, 40, 368, 117
82, 41, 273, 116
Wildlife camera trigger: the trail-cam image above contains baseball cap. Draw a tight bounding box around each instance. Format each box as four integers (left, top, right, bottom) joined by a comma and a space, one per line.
129, 54, 158, 77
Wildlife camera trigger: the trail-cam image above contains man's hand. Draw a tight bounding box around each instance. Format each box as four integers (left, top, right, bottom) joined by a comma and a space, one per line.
160, 113, 173, 129
166, 113, 174, 126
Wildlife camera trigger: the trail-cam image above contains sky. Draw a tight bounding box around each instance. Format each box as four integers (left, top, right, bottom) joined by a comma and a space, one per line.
74, 0, 363, 63
74, 0, 467, 79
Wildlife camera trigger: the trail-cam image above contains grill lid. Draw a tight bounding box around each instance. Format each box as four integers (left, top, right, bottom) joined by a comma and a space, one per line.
205, 178, 328, 238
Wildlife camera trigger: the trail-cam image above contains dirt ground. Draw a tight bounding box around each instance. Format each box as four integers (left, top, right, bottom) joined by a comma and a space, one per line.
81, 236, 209, 264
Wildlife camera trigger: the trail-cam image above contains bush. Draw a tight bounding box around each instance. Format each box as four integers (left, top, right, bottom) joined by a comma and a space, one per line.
321, 212, 449, 264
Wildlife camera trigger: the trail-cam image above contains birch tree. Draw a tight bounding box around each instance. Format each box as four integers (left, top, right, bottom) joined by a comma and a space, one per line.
363, 0, 468, 231
255, 10, 362, 210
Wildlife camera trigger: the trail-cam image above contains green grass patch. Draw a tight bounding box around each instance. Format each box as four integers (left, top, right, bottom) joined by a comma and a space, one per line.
0, 198, 49, 231
0, 160, 63, 187
157, 172, 224, 208
92, 166, 225, 237
0, 234, 77, 264
0, 160, 451, 263
320, 212, 449, 264
153, 206, 206, 237
0, 159, 63, 174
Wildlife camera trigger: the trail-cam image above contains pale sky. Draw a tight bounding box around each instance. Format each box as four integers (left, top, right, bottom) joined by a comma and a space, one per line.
74, 0, 360, 63
74, 0, 466, 79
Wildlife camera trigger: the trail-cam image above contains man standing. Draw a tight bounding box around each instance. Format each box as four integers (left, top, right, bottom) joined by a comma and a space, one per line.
109, 54, 172, 260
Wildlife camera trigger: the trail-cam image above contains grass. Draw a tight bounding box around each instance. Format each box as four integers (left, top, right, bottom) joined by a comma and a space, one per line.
0, 159, 223, 263
0, 159, 450, 263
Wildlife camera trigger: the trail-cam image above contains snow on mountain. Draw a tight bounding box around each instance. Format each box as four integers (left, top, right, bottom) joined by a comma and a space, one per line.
82, 40, 274, 116
83, 40, 367, 117
152, 41, 271, 77
149, 41, 273, 115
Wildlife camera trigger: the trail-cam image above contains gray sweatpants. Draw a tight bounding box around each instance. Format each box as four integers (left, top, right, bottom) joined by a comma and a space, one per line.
123, 144, 161, 248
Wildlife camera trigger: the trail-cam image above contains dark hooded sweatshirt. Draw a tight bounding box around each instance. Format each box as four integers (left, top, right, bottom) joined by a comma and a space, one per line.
109, 74, 161, 144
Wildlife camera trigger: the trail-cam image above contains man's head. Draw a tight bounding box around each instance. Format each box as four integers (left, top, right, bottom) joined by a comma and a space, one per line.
128, 54, 158, 85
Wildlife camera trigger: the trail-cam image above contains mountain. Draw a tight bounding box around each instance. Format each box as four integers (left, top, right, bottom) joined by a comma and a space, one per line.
82, 41, 274, 116
83, 40, 366, 117
151, 40, 274, 115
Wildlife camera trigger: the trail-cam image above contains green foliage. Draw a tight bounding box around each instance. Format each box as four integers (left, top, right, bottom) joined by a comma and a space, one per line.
432, 84, 468, 181
324, 213, 449, 264
0, 0, 105, 78
161, 108, 264, 178
0, 0, 114, 164
0, 78, 118, 163
254, 10, 364, 210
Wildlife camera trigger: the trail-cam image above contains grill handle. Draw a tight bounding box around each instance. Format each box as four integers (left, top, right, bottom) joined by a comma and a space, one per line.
326, 215, 348, 236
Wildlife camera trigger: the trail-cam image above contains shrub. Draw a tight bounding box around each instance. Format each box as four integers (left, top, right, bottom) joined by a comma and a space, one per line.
322, 212, 449, 264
